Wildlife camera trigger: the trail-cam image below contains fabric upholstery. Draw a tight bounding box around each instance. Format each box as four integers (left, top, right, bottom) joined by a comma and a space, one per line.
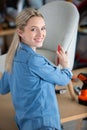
37, 1, 79, 69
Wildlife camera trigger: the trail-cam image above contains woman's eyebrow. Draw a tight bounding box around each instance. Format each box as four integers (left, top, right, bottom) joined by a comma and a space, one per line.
31, 25, 46, 28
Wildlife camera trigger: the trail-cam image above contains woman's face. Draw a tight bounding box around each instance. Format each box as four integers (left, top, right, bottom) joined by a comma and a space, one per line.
17, 16, 46, 51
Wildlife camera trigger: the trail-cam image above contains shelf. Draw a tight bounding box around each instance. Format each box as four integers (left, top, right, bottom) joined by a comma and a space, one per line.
0, 29, 15, 36
78, 26, 87, 34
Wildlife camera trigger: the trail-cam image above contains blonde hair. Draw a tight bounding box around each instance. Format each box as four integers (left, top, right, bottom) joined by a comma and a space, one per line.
5, 8, 44, 72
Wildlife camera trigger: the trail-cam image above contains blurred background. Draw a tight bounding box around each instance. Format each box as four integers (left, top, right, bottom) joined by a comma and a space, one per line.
0, 0, 87, 69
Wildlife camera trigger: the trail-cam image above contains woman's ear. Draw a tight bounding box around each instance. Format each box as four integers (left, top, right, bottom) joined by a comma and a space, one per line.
16, 28, 23, 37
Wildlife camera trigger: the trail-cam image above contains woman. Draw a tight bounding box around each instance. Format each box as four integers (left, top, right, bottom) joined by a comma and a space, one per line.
0, 8, 72, 130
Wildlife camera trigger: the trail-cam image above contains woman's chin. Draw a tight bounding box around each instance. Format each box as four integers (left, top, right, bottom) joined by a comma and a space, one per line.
37, 43, 43, 48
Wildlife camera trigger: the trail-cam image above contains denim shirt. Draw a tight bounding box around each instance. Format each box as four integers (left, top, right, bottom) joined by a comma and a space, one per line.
0, 43, 73, 130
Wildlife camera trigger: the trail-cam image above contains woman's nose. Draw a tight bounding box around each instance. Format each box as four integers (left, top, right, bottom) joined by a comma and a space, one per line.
37, 30, 42, 36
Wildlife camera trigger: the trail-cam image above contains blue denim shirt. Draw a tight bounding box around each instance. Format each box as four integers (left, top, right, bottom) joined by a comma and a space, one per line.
0, 43, 72, 130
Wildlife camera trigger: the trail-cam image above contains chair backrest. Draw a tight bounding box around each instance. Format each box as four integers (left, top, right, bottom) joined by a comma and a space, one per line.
38, 1, 79, 69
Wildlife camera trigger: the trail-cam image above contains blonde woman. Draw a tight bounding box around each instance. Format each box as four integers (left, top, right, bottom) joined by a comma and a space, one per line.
0, 8, 72, 130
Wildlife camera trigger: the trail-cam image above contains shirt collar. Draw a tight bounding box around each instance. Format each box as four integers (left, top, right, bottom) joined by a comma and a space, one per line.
19, 42, 35, 54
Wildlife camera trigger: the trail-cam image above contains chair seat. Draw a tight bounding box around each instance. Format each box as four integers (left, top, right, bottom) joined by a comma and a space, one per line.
36, 49, 56, 64
0, 54, 6, 73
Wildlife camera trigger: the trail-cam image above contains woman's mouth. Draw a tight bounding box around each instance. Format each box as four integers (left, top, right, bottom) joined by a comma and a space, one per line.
35, 38, 44, 43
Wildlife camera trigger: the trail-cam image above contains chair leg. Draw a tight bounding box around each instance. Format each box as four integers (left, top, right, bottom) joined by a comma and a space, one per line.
67, 80, 78, 101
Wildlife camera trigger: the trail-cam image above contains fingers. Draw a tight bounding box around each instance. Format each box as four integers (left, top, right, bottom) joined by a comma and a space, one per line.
56, 45, 69, 68
60, 46, 65, 53
56, 44, 68, 56
57, 47, 66, 56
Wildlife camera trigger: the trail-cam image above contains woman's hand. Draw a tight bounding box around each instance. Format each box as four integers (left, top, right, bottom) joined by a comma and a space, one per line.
56, 45, 70, 68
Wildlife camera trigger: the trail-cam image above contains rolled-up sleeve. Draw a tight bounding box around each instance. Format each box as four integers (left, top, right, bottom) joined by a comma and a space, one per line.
28, 54, 73, 86
0, 72, 10, 94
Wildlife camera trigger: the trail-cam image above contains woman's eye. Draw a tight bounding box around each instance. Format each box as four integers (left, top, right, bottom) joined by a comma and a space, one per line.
31, 26, 46, 32
41, 26, 46, 30
31, 28, 37, 31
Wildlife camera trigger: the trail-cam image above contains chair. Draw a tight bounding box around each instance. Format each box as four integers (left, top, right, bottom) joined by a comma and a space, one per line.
37, 1, 79, 100
37, 1, 79, 69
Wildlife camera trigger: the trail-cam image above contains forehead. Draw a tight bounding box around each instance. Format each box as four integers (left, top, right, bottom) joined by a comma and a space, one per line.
27, 16, 45, 26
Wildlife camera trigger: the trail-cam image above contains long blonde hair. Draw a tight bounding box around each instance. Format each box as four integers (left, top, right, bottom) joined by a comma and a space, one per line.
5, 8, 44, 72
